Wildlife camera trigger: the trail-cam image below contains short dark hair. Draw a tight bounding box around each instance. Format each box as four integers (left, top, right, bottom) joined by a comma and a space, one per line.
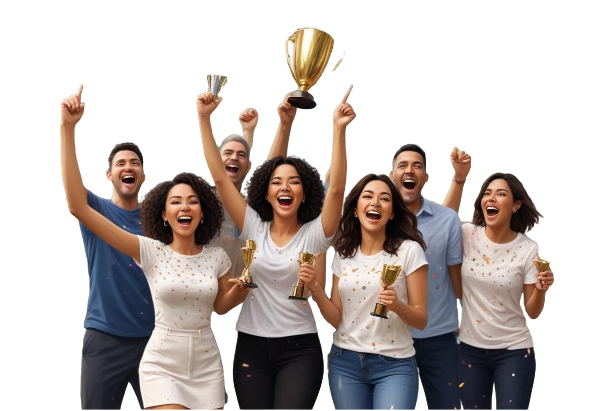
472, 172, 542, 233
392, 144, 426, 170
108, 142, 144, 171
219, 134, 251, 159
245, 156, 324, 223
333, 174, 426, 258
141, 172, 223, 246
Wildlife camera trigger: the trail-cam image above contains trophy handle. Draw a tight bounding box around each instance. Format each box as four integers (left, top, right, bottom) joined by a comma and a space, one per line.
330, 43, 349, 76
285, 32, 298, 84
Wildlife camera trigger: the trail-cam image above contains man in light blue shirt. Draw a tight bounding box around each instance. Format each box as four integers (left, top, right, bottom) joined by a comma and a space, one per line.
390, 144, 469, 409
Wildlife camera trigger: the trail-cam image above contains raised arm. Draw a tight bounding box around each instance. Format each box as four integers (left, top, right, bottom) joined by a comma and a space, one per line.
239, 108, 258, 149
197, 93, 247, 231
60, 86, 140, 261
443, 147, 471, 213
267, 93, 297, 159
321, 86, 355, 237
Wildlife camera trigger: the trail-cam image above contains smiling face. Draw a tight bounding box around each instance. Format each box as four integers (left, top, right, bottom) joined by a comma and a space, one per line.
390, 150, 428, 207
355, 180, 394, 235
221, 141, 251, 190
106, 150, 145, 199
162, 183, 203, 239
266, 164, 305, 219
481, 179, 522, 229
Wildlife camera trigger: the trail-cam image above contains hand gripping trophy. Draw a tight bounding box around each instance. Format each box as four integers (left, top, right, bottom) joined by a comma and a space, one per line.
371, 264, 403, 319
289, 252, 316, 300
240, 240, 258, 288
285, 28, 335, 109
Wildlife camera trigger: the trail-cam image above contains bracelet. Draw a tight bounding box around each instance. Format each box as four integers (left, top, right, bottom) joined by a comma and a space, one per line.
453, 175, 466, 184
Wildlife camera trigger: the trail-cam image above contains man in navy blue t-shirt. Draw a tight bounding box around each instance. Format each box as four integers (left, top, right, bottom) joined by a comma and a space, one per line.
60, 85, 153, 409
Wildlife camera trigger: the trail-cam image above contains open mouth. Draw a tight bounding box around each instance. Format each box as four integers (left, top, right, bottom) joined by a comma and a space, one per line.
366, 211, 382, 221
486, 206, 499, 217
121, 175, 135, 185
177, 216, 192, 226
225, 164, 239, 174
277, 196, 293, 207
402, 178, 416, 190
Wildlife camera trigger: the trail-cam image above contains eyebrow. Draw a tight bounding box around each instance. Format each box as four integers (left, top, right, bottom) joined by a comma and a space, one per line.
270, 175, 301, 181
222, 149, 247, 155
362, 189, 392, 196
168, 195, 199, 200
397, 160, 423, 166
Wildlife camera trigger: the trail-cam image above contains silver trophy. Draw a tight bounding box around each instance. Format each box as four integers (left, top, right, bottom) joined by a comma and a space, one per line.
207, 74, 227, 99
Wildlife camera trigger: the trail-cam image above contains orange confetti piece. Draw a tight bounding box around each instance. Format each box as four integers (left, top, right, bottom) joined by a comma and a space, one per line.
459, 382, 465, 388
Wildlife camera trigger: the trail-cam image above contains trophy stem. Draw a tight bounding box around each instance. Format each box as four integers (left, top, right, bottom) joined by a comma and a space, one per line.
370, 303, 389, 319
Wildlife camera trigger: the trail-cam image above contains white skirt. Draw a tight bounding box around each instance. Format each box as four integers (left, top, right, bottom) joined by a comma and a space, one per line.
140, 324, 225, 409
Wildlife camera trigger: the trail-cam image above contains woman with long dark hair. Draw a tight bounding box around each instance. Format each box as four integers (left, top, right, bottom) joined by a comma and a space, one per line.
459, 172, 554, 409
304, 174, 428, 409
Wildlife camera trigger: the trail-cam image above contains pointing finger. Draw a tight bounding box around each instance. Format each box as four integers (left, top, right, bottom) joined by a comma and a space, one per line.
341, 85, 353, 104
77, 84, 83, 99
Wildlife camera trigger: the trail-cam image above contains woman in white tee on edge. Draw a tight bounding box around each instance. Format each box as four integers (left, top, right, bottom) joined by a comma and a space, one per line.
197, 88, 355, 409
459, 172, 554, 410
305, 174, 428, 410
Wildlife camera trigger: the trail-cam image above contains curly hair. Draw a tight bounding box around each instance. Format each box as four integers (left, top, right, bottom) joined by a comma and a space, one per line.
472, 172, 542, 234
245, 156, 325, 223
333, 174, 426, 258
141, 172, 224, 246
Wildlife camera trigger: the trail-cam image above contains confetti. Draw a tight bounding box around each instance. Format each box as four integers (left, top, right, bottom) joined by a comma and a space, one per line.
459, 382, 465, 388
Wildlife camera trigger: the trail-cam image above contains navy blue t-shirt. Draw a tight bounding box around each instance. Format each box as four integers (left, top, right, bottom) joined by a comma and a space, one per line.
80, 190, 154, 337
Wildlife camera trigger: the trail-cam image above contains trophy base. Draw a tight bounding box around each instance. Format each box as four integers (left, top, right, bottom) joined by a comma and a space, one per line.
243, 282, 258, 289
288, 90, 317, 109
288, 285, 308, 300
370, 303, 389, 319
289, 295, 308, 301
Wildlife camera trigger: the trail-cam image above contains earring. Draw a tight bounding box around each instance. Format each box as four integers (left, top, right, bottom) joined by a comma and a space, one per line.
163, 220, 169, 226
302, 199, 305, 203
354, 213, 358, 218
200, 216, 204, 224
512, 210, 516, 214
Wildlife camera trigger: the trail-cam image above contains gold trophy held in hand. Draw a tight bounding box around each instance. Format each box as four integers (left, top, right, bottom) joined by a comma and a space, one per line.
207, 74, 227, 99
285, 28, 335, 109
533, 254, 551, 289
371, 264, 403, 319
240, 240, 258, 288
289, 252, 316, 300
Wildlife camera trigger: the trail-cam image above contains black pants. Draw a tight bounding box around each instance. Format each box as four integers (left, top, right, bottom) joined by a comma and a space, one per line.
81, 328, 149, 409
233, 331, 324, 409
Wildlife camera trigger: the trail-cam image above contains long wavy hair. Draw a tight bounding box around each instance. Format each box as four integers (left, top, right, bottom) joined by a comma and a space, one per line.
333, 174, 425, 258
141, 172, 223, 245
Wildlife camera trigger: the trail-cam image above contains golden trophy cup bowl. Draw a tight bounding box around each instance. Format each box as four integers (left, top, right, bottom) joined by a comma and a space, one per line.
533, 254, 551, 288
240, 240, 258, 289
289, 251, 317, 300
371, 263, 403, 319
285, 28, 334, 109
207, 74, 227, 99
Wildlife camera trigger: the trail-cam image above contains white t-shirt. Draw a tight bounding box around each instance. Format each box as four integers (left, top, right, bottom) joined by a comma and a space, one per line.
236, 206, 332, 337
136, 236, 231, 330
460, 223, 539, 350
332, 241, 428, 358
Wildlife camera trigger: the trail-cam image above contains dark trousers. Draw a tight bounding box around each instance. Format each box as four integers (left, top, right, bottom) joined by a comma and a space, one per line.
413, 332, 461, 410
232, 331, 324, 409
459, 342, 536, 410
81, 328, 149, 409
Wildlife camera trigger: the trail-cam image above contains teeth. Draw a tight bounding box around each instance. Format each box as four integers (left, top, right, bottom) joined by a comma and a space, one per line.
179, 216, 192, 221
487, 207, 498, 211
367, 211, 381, 216
278, 196, 292, 200
404, 179, 415, 183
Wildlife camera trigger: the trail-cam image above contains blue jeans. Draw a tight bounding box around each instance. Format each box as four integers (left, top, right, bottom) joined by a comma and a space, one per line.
328, 344, 418, 409
412, 331, 461, 409
459, 342, 536, 409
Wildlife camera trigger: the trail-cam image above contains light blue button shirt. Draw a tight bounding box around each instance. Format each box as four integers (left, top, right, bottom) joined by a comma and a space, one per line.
409, 197, 463, 339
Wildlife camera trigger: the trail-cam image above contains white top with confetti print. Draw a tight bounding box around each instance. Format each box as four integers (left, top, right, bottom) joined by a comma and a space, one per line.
460, 224, 539, 350
331, 241, 428, 358
136, 236, 231, 330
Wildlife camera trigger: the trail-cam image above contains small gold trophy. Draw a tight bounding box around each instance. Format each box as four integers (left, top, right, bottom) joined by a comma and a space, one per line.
371, 264, 403, 319
289, 252, 316, 300
207, 74, 227, 99
285, 28, 335, 109
240, 240, 258, 288
533, 254, 551, 288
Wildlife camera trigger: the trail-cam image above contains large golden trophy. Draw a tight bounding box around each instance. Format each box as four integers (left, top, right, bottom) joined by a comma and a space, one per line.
240, 240, 258, 288
289, 252, 316, 300
371, 264, 403, 319
207, 74, 227, 99
285, 28, 335, 109
533, 254, 551, 288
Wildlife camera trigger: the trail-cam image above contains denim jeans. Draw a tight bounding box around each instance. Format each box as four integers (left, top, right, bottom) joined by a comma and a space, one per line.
412, 331, 461, 409
459, 342, 536, 409
328, 344, 418, 409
